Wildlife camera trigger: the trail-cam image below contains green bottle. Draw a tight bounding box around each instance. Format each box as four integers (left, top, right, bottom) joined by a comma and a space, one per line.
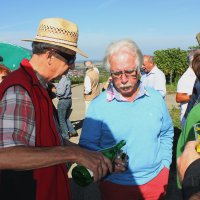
72, 140, 126, 187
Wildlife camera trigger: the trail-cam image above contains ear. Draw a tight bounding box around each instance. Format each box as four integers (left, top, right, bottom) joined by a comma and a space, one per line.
46, 50, 54, 65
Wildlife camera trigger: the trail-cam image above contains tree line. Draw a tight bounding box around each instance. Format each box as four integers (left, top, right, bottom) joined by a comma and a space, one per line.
153, 45, 200, 84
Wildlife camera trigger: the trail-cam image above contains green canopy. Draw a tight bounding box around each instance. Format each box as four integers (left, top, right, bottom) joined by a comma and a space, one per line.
0, 42, 32, 71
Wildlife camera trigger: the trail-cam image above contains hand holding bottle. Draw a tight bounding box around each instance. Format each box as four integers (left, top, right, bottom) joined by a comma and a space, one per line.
72, 140, 126, 186
72, 146, 113, 183
113, 150, 128, 173
177, 141, 200, 182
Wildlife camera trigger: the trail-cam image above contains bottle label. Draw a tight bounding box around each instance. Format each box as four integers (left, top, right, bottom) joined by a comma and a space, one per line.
87, 169, 94, 177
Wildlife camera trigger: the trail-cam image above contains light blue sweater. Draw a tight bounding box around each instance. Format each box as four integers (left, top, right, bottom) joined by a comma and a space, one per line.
80, 87, 174, 185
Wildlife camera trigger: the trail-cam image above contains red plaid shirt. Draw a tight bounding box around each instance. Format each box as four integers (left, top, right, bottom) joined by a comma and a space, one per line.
0, 71, 62, 147
0, 85, 35, 147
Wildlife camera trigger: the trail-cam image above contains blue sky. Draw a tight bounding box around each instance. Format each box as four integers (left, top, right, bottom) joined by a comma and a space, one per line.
0, 0, 199, 61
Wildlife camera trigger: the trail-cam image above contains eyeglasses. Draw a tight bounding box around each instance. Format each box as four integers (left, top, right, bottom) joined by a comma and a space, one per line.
55, 50, 76, 65
110, 69, 138, 79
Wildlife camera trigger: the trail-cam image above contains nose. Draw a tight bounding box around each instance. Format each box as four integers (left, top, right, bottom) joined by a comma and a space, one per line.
121, 73, 129, 84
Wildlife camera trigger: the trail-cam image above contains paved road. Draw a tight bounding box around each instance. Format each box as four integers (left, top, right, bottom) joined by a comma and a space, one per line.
54, 84, 182, 200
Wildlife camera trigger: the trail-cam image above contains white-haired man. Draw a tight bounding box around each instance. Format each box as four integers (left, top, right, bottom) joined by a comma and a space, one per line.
80, 39, 174, 200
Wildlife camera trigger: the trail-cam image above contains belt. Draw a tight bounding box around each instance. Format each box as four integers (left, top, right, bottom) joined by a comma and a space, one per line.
59, 97, 72, 100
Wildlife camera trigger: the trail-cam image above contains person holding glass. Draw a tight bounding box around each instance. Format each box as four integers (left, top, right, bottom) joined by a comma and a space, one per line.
177, 141, 200, 200
177, 52, 200, 188
79, 39, 174, 200
176, 103, 200, 188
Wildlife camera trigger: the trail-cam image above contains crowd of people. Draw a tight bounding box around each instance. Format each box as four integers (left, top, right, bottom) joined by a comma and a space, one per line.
0, 17, 200, 200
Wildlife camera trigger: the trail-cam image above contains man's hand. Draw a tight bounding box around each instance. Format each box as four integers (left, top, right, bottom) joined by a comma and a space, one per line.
177, 141, 200, 182
113, 156, 127, 173
73, 146, 112, 182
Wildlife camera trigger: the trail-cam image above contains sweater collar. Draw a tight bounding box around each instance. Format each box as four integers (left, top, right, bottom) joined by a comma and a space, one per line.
106, 80, 149, 102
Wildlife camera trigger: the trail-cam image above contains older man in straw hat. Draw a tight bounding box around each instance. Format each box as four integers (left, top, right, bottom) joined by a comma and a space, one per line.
0, 18, 113, 200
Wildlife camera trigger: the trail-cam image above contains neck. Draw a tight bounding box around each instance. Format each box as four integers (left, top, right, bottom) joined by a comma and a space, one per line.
29, 55, 49, 81
149, 65, 155, 72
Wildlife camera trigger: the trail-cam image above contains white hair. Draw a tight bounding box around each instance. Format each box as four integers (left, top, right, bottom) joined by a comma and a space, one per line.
103, 39, 143, 73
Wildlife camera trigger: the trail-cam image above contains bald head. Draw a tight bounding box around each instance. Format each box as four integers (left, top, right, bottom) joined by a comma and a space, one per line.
142, 55, 155, 73
84, 60, 94, 68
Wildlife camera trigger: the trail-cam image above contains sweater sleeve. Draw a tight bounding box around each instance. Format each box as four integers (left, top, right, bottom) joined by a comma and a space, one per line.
159, 98, 174, 169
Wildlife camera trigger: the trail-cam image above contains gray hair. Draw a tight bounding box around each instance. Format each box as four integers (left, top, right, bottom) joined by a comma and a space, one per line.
103, 39, 143, 73
32, 41, 73, 55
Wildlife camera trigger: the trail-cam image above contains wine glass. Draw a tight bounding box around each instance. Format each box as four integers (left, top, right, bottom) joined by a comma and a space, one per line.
193, 122, 200, 152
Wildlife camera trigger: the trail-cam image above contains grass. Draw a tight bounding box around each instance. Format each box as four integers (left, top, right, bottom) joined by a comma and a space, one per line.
169, 107, 181, 130
166, 83, 181, 130
166, 83, 177, 94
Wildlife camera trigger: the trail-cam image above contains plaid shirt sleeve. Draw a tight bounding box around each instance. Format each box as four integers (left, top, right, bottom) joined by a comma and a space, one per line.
0, 86, 35, 147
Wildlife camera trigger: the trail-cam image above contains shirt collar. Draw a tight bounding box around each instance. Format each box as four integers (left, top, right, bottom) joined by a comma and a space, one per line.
21, 59, 48, 89
35, 71, 48, 89
106, 80, 149, 102
147, 65, 157, 75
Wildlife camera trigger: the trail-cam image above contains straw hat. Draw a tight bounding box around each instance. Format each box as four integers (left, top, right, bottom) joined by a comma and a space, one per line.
23, 18, 88, 57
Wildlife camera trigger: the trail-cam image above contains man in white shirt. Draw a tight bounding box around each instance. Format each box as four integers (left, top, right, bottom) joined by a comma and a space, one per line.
141, 55, 166, 97
176, 50, 197, 129
83, 60, 100, 112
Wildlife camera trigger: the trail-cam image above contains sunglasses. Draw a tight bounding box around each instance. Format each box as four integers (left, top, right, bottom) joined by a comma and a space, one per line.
0, 75, 7, 80
54, 50, 76, 65
110, 68, 138, 79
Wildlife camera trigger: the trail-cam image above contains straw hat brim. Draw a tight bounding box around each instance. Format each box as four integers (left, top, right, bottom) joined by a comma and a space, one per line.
22, 38, 88, 58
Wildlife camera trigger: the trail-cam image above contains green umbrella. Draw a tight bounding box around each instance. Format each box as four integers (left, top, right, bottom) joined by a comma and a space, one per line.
0, 42, 32, 71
